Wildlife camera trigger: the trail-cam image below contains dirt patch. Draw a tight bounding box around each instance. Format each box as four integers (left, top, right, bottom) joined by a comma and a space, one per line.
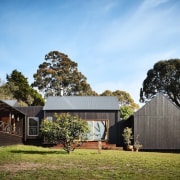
0, 162, 58, 173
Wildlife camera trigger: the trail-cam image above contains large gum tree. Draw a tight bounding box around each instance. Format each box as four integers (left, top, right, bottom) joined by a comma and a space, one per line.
32, 51, 97, 97
140, 59, 180, 107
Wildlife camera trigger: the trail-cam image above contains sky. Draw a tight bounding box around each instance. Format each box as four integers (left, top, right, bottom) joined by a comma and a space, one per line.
0, 0, 180, 106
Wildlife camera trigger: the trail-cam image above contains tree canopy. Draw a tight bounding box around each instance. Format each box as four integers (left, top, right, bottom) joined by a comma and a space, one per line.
140, 59, 180, 107
100, 90, 139, 119
5, 69, 44, 106
40, 113, 89, 153
32, 51, 97, 97
0, 78, 14, 100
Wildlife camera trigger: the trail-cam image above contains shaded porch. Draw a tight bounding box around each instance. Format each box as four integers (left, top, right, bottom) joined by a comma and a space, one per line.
0, 100, 26, 140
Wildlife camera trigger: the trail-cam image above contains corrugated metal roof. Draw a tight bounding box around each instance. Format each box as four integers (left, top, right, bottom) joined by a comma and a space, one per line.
43, 96, 119, 110
0, 100, 26, 115
2, 100, 18, 107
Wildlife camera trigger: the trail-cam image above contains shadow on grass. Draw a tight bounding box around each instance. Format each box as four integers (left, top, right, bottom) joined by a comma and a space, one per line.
10, 150, 67, 155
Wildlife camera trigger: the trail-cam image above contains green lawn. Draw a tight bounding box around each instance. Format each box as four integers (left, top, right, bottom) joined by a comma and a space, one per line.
0, 145, 179, 180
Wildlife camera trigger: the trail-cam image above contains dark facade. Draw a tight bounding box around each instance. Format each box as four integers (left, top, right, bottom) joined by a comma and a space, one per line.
0, 97, 120, 146
16, 106, 44, 145
1, 94, 179, 150
44, 110, 119, 144
43, 96, 120, 145
133, 94, 180, 150
0, 101, 44, 146
0, 100, 26, 145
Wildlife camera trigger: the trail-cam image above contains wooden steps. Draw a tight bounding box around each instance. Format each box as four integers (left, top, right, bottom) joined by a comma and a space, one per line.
52, 141, 123, 150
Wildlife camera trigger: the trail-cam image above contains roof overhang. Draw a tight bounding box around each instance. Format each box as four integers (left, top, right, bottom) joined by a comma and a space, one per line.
0, 100, 26, 115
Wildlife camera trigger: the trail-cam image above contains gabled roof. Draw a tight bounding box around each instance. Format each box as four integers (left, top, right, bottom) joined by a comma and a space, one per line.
0, 100, 26, 115
43, 96, 119, 110
134, 93, 180, 116
2, 100, 18, 107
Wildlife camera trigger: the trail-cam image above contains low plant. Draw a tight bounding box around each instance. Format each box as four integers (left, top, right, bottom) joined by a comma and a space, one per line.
133, 135, 142, 151
122, 127, 133, 150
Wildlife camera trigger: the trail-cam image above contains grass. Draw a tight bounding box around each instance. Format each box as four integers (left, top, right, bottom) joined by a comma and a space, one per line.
0, 145, 179, 180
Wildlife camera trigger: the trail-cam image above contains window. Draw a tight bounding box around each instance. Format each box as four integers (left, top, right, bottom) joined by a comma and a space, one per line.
28, 117, 39, 136
46, 116, 53, 121
87, 120, 109, 141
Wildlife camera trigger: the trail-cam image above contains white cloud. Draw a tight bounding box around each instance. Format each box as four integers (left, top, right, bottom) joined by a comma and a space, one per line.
140, 0, 169, 10
97, 0, 175, 55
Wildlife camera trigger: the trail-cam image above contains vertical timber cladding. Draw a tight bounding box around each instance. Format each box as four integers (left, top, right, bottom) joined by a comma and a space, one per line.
16, 106, 44, 140
134, 94, 180, 150
44, 110, 118, 144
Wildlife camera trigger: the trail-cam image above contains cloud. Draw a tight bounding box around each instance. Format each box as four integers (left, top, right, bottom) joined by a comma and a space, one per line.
139, 0, 169, 11
96, 0, 177, 58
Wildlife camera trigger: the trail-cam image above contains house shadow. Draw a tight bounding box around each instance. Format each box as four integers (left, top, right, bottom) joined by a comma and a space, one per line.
116, 117, 134, 148
10, 149, 67, 155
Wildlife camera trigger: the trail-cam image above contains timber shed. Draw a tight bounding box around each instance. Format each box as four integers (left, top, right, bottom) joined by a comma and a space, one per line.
133, 93, 180, 151
43, 96, 120, 144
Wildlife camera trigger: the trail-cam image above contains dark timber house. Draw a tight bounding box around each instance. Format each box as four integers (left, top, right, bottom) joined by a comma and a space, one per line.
132, 94, 180, 151
1, 94, 180, 151
0, 96, 120, 147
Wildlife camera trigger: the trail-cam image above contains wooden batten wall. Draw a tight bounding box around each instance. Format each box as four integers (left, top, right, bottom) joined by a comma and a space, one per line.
134, 94, 180, 150
0, 131, 23, 146
44, 110, 120, 145
16, 106, 44, 143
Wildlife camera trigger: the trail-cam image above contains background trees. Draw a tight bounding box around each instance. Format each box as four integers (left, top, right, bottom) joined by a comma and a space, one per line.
32, 51, 97, 97
140, 59, 180, 107
1, 50, 139, 110
100, 90, 139, 119
40, 113, 89, 153
2, 70, 44, 106
0, 78, 14, 100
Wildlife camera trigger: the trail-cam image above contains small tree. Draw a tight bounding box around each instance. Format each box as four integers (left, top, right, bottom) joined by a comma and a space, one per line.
133, 135, 142, 152
40, 113, 89, 153
122, 127, 133, 146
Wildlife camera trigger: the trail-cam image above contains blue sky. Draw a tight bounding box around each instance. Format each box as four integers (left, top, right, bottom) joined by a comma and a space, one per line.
0, 0, 180, 105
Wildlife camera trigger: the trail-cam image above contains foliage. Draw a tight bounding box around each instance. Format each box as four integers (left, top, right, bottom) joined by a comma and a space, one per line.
120, 106, 134, 120
40, 113, 89, 153
0, 79, 14, 99
32, 51, 97, 97
6, 69, 31, 104
133, 135, 142, 151
30, 88, 45, 106
101, 90, 139, 119
101, 90, 139, 109
122, 127, 133, 146
5, 69, 44, 106
140, 59, 180, 107
0, 145, 179, 180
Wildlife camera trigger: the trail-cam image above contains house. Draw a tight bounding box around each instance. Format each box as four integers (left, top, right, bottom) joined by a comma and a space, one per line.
43, 96, 120, 144
1, 93, 179, 151
0, 96, 120, 147
132, 94, 180, 151
0, 100, 27, 146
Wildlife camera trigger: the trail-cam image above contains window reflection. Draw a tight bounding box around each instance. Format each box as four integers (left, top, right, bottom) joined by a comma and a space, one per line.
87, 120, 108, 141
28, 117, 39, 136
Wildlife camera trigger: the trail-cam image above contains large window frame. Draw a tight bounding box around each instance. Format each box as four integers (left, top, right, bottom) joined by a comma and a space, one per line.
28, 117, 39, 136
86, 119, 109, 141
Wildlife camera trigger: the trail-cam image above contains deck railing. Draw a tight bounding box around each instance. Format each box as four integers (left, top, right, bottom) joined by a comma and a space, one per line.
0, 121, 21, 136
